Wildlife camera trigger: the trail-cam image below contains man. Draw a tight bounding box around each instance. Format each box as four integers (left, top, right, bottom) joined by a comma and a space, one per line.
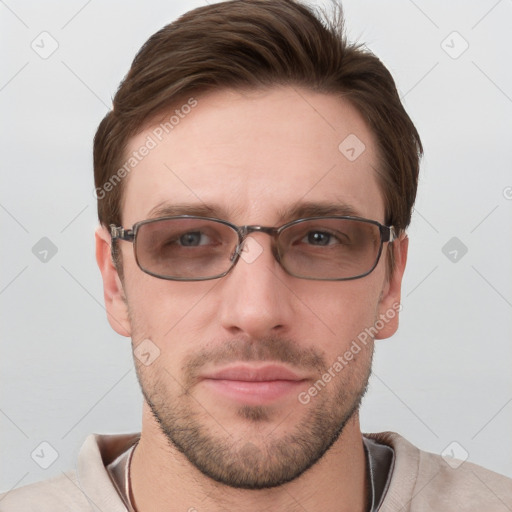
2, 0, 511, 510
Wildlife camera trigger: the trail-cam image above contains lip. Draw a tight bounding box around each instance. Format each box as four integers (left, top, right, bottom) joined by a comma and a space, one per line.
202, 364, 305, 382
199, 364, 308, 405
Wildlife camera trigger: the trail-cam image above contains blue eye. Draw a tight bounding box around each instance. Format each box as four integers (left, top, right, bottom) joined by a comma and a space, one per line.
306, 231, 333, 246
302, 230, 349, 246
179, 231, 209, 246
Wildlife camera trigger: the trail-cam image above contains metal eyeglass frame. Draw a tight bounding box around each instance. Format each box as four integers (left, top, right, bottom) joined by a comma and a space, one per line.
110, 215, 396, 282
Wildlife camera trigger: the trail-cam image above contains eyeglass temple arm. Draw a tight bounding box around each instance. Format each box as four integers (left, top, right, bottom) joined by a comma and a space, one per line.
110, 225, 135, 241
382, 226, 397, 243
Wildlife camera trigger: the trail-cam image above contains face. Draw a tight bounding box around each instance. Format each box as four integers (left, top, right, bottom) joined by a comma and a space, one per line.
96, 86, 407, 489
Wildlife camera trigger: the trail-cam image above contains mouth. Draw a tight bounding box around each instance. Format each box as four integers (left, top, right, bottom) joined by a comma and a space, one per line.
199, 364, 308, 405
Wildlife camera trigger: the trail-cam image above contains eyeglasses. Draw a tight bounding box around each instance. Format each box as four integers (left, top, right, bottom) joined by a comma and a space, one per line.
110, 215, 396, 281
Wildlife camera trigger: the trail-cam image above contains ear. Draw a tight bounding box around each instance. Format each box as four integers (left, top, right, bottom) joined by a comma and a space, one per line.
95, 225, 132, 337
375, 234, 408, 340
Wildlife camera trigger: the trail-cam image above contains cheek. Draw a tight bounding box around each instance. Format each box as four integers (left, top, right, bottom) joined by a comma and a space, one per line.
123, 260, 385, 366
304, 281, 381, 355
126, 287, 205, 382
124, 273, 218, 343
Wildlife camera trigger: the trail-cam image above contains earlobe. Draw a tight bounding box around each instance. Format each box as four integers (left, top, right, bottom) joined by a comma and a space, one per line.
95, 225, 132, 337
375, 234, 409, 340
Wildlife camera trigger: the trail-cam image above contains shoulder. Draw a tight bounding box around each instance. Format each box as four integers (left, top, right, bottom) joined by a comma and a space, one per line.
0, 470, 91, 511
0, 432, 139, 512
366, 431, 512, 512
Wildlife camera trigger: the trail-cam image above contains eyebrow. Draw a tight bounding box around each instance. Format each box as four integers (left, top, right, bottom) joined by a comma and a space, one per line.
147, 202, 232, 220
146, 200, 362, 223
276, 201, 361, 221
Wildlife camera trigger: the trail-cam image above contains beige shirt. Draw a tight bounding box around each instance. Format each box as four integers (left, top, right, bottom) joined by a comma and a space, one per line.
1, 431, 511, 511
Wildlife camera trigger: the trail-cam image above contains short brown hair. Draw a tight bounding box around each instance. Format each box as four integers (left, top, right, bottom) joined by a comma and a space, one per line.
94, 0, 422, 275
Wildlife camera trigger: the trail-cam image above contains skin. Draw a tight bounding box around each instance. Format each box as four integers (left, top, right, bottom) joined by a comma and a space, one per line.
96, 86, 408, 512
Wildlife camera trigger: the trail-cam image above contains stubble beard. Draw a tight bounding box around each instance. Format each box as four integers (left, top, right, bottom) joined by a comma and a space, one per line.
134, 335, 373, 490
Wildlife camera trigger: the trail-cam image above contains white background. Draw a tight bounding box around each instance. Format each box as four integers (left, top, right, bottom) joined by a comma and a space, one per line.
1, 0, 511, 493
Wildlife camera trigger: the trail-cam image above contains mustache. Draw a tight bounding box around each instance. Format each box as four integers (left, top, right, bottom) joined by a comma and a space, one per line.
183, 336, 327, 382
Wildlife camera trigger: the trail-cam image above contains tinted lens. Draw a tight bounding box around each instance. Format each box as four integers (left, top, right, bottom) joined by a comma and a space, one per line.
135, 218, 238, 279
278, 218, 382, 279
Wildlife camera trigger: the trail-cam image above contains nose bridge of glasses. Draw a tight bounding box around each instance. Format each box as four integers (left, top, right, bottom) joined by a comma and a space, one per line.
232, 225, 280, 262
241, 225, 279, 237
238, 225, 280, 249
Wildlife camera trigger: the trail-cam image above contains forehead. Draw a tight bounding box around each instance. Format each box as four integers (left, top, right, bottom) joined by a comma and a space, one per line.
121, 86, 385, 226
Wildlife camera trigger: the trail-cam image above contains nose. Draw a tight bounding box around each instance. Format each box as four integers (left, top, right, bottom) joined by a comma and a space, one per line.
217, 234, 295, 339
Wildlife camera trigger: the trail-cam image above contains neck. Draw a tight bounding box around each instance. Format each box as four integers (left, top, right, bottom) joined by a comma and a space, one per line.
130, 403, 368, 512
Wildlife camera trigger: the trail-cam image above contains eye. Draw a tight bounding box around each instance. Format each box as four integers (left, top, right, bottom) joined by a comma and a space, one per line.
305, 231, 332, 246
301, 230, 348, 246
178, 231, 211, 246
